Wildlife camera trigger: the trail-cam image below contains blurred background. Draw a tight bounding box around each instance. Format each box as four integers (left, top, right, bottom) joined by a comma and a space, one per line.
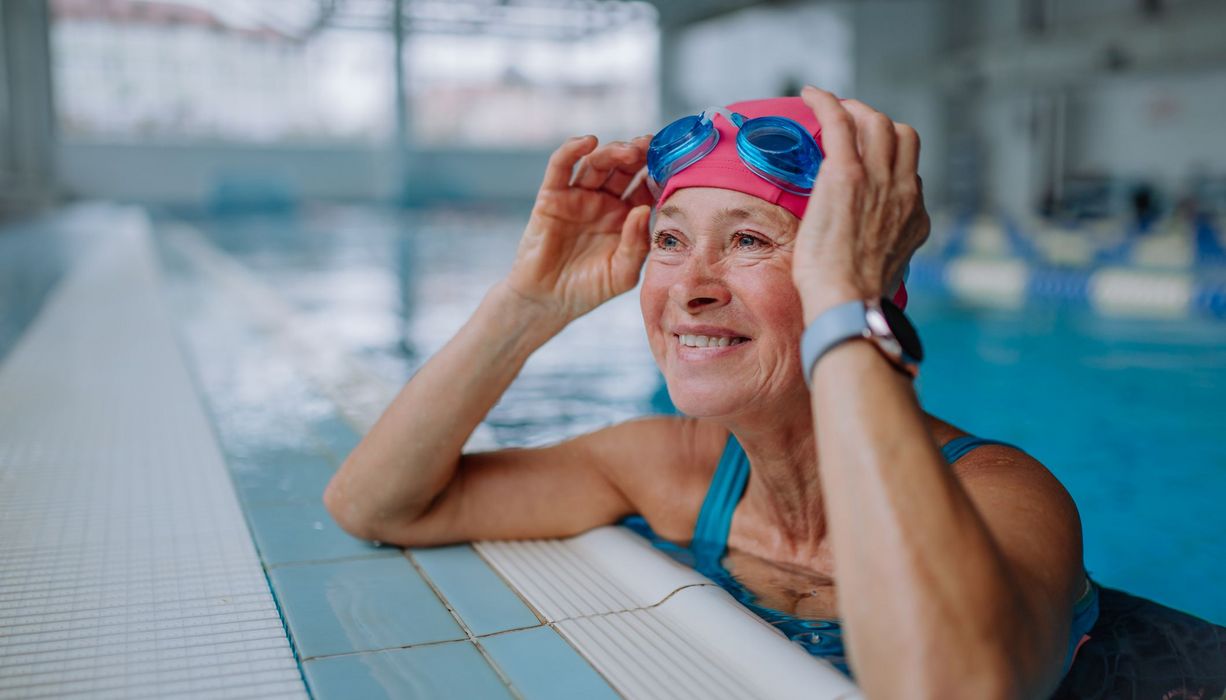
2, 0, 1225, 217
1, 0, 1223, 622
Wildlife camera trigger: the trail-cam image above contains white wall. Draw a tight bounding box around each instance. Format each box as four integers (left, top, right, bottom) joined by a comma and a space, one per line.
672, 3, 853, 110
946, 0, 1226, 215
1069, 68, 1226, 194
844, 0, 947, 205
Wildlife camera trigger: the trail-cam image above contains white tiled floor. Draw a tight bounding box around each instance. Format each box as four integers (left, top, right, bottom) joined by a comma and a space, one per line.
0, 208, 305, 699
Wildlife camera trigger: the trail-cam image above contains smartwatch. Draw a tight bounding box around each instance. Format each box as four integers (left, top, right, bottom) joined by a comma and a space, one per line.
800, 297, 923, 385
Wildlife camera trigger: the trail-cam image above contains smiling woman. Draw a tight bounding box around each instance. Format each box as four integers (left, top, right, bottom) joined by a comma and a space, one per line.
323, 89, 1226, 700
642, 189, 809, 415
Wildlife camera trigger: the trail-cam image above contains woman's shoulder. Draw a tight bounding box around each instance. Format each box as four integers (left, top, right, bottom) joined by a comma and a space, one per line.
589, 415, 729, 542
924, 414, 1042, 470
924, 415, 1074, 517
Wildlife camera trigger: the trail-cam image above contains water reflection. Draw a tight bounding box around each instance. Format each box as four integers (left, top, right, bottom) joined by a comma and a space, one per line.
715, 547, 850, 674
180, 204, 661, 449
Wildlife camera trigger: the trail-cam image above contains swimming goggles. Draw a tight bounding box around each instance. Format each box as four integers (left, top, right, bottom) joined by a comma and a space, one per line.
625, 106, 824, 201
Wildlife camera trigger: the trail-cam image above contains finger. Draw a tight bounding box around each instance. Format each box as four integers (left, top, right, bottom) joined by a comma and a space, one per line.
893, 122, 920, 180
613, 204, 652, 290
571, 141, 642, 189
842, 99, 896, 181
800, 86, 858, 165
615, 135, 656, 201
542, 135, 597, 190
601, 168, 635, 197
601, 146, 651, 197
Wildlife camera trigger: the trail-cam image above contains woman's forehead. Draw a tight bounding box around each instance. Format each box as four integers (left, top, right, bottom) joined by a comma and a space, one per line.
655, 188, 796, 231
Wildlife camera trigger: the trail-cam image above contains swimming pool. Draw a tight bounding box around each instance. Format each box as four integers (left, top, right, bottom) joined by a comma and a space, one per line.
166, 203, 1226, 627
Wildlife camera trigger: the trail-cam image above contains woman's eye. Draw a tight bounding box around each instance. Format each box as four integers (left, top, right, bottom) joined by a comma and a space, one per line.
734, 232, 766, 249
653, 231, 681, 249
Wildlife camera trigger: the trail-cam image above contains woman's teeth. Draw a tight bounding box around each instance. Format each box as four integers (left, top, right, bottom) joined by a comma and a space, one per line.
678, 334, 747, 348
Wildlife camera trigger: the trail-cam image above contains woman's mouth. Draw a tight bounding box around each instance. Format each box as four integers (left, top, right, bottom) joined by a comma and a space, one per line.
674, 334, 750, 361
676, 333, 750, 348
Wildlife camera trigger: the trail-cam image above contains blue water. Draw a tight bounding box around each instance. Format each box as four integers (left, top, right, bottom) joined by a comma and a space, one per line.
912, 300, 1226, 625
157, 206, 1226, 628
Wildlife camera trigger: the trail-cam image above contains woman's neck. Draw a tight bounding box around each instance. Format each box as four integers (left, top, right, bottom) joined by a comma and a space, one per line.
722, 397, 828, 565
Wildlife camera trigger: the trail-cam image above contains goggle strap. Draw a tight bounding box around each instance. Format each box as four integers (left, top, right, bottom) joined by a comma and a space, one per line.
700, 106, 736, 126
620, 165, 650, 202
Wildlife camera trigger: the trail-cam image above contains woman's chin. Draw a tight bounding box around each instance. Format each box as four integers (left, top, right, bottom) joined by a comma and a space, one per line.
664, 383, 746, 418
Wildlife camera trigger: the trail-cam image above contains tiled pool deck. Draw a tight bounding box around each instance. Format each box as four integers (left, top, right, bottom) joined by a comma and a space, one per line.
0, 205, 619, 699
0, 206, 304, 698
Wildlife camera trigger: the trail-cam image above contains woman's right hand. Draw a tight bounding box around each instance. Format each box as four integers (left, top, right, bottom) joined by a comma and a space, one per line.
505, 134, 657, 323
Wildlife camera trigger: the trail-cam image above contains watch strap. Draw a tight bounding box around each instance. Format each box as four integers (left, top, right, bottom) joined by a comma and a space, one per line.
800, 300, 868, 387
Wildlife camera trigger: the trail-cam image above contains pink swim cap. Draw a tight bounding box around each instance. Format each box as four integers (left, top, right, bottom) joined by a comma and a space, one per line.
655, 96, 908, 309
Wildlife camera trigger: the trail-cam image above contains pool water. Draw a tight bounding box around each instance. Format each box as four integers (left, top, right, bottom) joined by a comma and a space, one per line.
161, 205, 1226, 628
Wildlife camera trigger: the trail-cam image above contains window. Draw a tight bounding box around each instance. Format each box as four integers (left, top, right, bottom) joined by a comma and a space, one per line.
51, 0, 393, 144
406, 3, 659, 147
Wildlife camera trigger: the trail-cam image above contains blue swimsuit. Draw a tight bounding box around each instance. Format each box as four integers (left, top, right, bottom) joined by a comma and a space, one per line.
623, 433, 1100, 678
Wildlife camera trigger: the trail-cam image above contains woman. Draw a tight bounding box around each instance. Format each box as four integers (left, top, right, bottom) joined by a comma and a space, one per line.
323, 87, 1097, 698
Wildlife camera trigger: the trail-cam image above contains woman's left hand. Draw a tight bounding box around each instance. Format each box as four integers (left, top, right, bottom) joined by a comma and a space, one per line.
792, 86, 931, 323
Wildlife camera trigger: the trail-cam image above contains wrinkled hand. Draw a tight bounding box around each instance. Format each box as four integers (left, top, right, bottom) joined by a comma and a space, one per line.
793, 86, 930, 322
505, 133, 657, 323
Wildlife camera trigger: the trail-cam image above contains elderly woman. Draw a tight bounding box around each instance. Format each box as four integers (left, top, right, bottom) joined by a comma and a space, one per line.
324, 87, 1091, 698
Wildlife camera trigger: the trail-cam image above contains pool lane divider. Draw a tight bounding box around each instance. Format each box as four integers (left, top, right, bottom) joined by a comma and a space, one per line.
161, 218, 866, 699
158, 221, 621, 699
913, 211, 1226, 318
909, 255, 1226, 319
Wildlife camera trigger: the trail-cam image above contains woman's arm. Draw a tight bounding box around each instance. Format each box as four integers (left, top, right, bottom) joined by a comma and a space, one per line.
324, 133, 657, 545
794, 87, 1083, 699
324, 282, 563, 541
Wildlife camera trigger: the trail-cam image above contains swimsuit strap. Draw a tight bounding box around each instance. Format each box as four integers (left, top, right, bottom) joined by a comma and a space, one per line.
691, 434, 751, 555
684, 432, 1099, 674
940, 435, 1017, 464
691, 433, 1018, 556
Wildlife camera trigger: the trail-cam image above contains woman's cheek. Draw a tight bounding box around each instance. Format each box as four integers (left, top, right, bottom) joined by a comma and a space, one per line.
639, 268, 671, 359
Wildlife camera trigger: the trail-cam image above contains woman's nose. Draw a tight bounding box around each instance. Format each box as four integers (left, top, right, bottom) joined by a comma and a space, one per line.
669, 254, 731, 312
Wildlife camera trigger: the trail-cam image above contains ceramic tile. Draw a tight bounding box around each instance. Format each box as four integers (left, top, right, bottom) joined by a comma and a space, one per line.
245, 501, 393, 566
229, 447, 336, 506
269, 556, 464, 658
411, 544, 540, 635
302, 641, 512, 700
480, 626, 619, 700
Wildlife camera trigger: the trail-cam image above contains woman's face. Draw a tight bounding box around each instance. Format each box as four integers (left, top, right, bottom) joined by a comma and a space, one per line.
640, 187, 807, 417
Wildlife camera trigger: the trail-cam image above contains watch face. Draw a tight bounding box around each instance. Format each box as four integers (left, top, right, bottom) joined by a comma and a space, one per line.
880, 297, 924, 363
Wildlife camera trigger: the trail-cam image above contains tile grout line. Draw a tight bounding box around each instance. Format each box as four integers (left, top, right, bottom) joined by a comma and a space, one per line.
464, 541, 662, 699
402, 548, 529, 700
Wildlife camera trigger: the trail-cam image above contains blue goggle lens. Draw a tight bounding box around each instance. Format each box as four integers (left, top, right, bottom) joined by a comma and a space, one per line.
646, 111, 822, 197
737, 116, 822, 195
647, 114, 718, 191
